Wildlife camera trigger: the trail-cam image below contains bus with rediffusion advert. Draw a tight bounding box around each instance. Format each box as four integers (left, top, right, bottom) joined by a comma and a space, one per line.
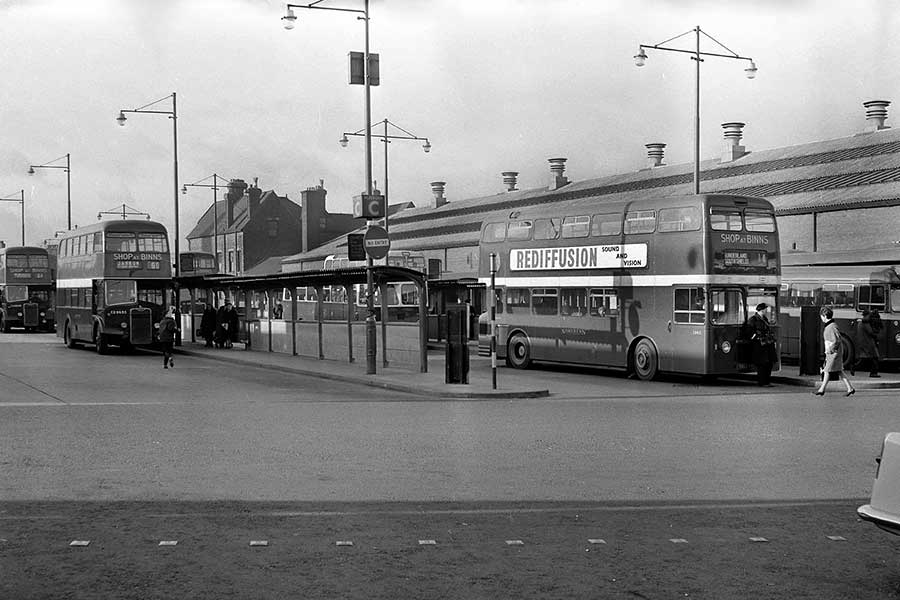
0, 245, 54, 332
477, 193, 780, 380
56, 219, 173, 353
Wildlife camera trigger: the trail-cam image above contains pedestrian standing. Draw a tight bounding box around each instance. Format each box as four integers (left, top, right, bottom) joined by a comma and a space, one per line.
853, 309, 882, 378
814, 306, 855, 396
226, 302, 239, 348
747, 302, 776, 387
158, 306, 179, 369
200, 304, 217, 348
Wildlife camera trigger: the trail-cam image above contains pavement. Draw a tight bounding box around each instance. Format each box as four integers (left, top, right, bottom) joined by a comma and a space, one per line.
174, 339, 900, 398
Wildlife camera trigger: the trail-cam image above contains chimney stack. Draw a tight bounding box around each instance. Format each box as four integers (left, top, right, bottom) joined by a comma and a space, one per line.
864, 100, 891, 132
645, 143, 666, 168
430, 181, 447, 209
548, 157, 569, 190
502, 171, 519, 192
226, 178, 247, 226
721, 122, 747, 162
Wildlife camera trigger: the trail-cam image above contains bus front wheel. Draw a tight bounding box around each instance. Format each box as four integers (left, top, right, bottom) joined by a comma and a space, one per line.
94, 327, 108, 355
506, 333, 532, 369
64, 322, 79, 349
633, 339, 659, 381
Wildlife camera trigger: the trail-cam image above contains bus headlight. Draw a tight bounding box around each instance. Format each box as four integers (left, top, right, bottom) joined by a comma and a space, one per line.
720, 341, 732, 354
16, 311, 22, 317
121, 322, 128, 329
894, 333, 900, 345
40, 312, 45, 317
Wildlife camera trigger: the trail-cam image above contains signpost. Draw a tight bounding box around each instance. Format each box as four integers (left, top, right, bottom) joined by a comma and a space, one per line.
363, 225, 390, 260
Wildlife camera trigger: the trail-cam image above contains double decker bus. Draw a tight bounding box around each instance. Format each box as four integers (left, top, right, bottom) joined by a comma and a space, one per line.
179, 251, 219, 276
477, 193, 780, 380
778, 245, 900, 368
56, 220, 173, 353
0, 246, 54, 332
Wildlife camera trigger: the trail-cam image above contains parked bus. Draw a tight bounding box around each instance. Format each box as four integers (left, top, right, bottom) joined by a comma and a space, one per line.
281, 252, 426, 322
0, 245, 54, 332
477, 193, 781, 380
56, 220, 173, 353
779, 246, 900, 368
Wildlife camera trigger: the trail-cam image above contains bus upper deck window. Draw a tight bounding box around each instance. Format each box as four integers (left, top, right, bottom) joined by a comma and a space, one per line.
507, 220, 533, 241
658, 207, 701, 232
561, 216, 590, 238
482, 222, 507, 243
709, 209, 742, 231
744, 210, 776, 232
534, 218, 560, 240
591, 213, 621, 236
624, 210, 656, 234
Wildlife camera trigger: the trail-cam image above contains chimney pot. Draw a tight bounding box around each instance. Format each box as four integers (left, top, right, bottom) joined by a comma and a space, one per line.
430, 181, 447, 209
501, 171, 519, 192
548, 158, 569, 190
721, 122, 747, 162
645, 143, 666, 168
864, 100, 891, 132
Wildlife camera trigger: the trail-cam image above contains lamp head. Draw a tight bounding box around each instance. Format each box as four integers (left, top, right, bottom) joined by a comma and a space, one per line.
744, 60, 758, 79
634, 47, 648, 67
282, 7, 297, 29
181, 185, 188, 194
116, 111, 127, 126
422, 139, 431, 153
339, 134, 349, 148
27, 166, 35, 175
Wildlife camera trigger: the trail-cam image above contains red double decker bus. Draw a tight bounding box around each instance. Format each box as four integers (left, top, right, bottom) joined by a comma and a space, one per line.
55, 220, 173, 353
477, 193, 781, 380
0, 245, 54, 332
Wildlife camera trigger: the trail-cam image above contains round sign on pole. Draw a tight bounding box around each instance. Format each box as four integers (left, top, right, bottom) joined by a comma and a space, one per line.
363, 225, 390, 260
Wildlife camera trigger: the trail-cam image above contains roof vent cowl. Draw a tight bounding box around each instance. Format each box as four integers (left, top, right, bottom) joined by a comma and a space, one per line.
864, 100, 891, 132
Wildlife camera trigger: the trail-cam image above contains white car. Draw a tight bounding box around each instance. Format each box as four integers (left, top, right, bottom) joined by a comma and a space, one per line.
858, 432, 900, 535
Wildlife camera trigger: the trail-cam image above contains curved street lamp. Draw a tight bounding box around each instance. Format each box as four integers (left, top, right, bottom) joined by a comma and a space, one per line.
28, 153, 71, 231
634, 26, 756, 195
0, 190, 25, 245
340, 118, 431, 233
182, 173, 234, 265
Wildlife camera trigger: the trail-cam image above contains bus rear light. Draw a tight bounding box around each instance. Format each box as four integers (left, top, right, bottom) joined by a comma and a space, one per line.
720, 341, 732, 354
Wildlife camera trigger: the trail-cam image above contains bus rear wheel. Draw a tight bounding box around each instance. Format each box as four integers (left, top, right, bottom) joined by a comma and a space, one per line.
506, 333, 532, 369
94, 327, 108, 355
633, 338, 659, 381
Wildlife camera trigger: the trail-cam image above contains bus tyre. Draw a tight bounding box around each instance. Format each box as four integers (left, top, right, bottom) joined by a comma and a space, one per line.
633, 338, 659, 381
94, 327, 108, 355
506, 333, 532, 369
64, 322, 78, 349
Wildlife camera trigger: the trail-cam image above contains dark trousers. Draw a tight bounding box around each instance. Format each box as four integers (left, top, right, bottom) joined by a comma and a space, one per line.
756, 362, 772, 386
162, 341, 174, 366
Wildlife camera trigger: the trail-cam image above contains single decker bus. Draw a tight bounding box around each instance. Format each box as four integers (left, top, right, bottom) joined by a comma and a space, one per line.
0, 245, 55, 332
56, 219, 173, 353
477, 193, 781, 380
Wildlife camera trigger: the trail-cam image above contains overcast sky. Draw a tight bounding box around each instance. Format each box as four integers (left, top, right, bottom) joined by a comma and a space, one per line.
0, 0, 897, 247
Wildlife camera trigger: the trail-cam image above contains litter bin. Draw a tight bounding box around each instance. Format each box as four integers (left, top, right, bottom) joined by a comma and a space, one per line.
445, 304, 469, 384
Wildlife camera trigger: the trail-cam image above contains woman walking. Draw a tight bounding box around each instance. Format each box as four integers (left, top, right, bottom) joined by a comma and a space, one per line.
814, 306, 855, 397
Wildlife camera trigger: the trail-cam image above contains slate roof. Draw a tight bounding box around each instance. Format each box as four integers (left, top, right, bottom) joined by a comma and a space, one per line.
281, 122, 900, 269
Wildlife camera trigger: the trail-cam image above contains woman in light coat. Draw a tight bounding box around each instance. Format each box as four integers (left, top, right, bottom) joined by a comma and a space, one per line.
814, 306, 855, 397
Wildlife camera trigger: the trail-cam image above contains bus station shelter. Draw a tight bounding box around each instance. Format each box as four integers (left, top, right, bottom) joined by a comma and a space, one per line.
175, 266, 429, 373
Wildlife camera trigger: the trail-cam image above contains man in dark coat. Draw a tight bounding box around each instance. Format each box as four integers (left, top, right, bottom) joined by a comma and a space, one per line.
215, 302, 229, 349
200, 304, 217, 347
225, 302, 240, 348
852, 310, 881, 377
747, 302, 776, 387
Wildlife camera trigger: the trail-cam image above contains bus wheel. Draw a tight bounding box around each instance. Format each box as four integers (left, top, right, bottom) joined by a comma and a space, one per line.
506, 333, 532, 369
64, 322, 78, 349
94, 327, 108, 355
841, 334, 855, 372
633, 339, 659, 381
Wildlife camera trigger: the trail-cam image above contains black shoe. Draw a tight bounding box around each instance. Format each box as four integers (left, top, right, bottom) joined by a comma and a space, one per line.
164, 365, 168, 369
813, 390, 825, 396
846, 389, 856, 397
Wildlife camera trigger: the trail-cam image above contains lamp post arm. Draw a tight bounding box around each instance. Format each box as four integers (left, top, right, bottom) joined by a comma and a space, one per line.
287, 2, 365, 16
639, 43, 753, 62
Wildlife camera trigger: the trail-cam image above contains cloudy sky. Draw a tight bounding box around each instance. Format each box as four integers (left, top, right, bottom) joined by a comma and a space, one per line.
0, 0, 897, 248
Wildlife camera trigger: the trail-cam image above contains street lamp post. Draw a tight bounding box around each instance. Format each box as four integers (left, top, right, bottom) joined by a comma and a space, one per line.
97, 204, 151, 221
340, 118, 431, 233
0, 190, 25, 245
634, 26, 757, 195
284, 0, 379, 374
28, 153, 71, 230
116, 93, 180, 276
182, 174, 230, 266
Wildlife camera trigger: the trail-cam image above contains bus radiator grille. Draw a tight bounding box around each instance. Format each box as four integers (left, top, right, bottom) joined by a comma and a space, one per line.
23, 303, 39, 327
129, 308, 153, 345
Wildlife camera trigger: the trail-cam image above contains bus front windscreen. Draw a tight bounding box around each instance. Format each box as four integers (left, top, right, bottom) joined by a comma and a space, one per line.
105, 280, 138, 306
5, 285, 28, 302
